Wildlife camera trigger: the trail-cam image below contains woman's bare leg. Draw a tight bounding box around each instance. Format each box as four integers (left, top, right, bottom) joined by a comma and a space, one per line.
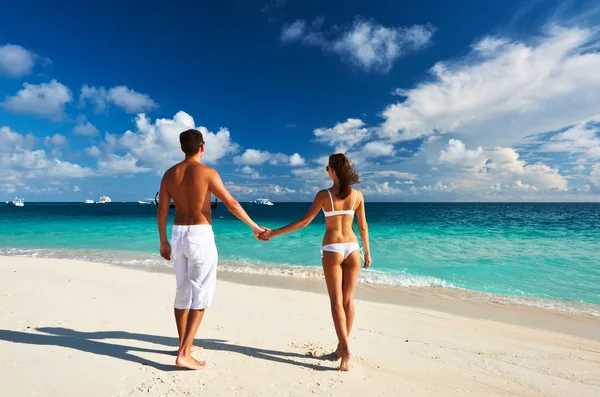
338, 250, 362, 371
333, 250, 362, 360
342, 250, 361, 337
322, 251, 351, 371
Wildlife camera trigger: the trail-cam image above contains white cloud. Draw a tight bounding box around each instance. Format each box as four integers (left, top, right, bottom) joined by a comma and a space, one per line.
72, 116, 100, 136
590, 163, 600, 186
332, 21, 434, 72
234, 149, 271, 165
281, 18, 434, 73
0, 44, 37, 78
240, 165, 262, 179
270, 184, 296, 195
381, 26, 600, 144
3, 80, 72, 120
79, 84, 158, 114
364, 181, 402, 195
514, 180, 537, 191
97, 153, 150, 175
45, 134, 68, 146
0, 127, 94, 189
314, 118, 370, 152
487, 147, 568, 191
540, 121, 600, 161
234, 149, 306, 167
79, 85, 107, 112
439, 139, 487, 168
289, 153, 306, 166
107, 86, 158, 113
90, 111, 239, 174
363, 170, 417, 180
363, 141, 396, 157
0, 126, 35, 150
410, 137, 569, 197
418, 181, 453, 192
73, 185, 80, 192
291, 166, 328, 184
281, 20, 306, 43
85, 146, 102, 158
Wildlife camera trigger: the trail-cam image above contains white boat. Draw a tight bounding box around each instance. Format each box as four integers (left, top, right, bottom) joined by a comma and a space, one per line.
254, 198, 274, 206
12, 197, 25, 207
84, 199, 94, 204
137, 199, 154, 205
97, 195, 112, 204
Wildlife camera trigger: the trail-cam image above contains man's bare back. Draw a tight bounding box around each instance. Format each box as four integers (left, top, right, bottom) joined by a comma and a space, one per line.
161, 160, 215, 225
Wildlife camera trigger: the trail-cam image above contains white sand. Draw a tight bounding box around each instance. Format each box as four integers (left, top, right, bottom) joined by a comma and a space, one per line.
1, 256, 599, 397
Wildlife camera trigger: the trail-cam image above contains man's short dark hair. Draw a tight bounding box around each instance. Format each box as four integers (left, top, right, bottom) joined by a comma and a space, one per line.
179, 129, 205, 156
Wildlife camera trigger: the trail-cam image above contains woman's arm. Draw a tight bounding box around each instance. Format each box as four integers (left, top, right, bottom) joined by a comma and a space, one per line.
263, 191, 324, 239
355, 191, 371, 268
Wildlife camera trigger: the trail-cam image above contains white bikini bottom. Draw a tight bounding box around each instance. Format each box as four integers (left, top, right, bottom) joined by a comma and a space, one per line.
321, 242, 363, 260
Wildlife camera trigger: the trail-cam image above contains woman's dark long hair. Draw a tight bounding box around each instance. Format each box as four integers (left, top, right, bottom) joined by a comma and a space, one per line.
329, 153, 360, 199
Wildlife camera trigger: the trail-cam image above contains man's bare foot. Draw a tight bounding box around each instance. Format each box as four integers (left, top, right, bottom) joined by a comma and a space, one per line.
176, 354, 206, 370
339, 349, 351, 372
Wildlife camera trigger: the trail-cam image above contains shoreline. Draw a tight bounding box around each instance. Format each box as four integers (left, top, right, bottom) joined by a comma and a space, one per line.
2, 256, 599, 396
2, 247, 600, 319
3, 253, 599, 341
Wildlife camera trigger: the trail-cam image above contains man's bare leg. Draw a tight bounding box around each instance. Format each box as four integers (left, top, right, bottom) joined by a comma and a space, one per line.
175, 309, 206, 370
174, 309, 203, 354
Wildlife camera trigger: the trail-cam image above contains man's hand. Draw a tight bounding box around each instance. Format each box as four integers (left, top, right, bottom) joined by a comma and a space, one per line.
258, 227, 274, 241
160, 241, 172, 261
252, 225, 266, 240
363, 251, 372, 269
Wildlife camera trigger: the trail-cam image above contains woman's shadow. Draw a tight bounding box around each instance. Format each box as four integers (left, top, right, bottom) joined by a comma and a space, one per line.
0, 327, 334, 371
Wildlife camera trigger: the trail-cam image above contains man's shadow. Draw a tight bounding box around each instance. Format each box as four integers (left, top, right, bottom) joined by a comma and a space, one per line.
0, 327, 333, 371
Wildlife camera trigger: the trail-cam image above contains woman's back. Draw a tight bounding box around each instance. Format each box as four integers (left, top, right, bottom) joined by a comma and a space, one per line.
322, 188, 360, 245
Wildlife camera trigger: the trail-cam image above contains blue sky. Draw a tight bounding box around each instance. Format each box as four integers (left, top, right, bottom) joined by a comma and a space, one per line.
1, 0, 600, 201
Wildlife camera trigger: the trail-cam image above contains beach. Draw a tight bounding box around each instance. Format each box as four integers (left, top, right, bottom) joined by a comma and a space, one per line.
1, 256, 599, 397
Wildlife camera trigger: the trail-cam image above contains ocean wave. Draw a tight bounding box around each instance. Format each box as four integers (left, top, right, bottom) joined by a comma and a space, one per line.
2, 247, 599, 317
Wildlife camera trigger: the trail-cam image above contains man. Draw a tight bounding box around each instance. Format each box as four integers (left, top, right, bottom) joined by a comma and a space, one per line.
158, 128, 264, 370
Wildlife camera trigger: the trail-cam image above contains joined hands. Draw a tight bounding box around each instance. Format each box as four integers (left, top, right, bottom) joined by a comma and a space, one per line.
255, 227, 274, 241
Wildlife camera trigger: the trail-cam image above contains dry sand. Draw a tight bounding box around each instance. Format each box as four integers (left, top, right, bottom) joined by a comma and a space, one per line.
1, 256, 599, 397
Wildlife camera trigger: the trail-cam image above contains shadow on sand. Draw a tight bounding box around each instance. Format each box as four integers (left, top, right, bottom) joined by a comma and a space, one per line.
0, 327, 334, 371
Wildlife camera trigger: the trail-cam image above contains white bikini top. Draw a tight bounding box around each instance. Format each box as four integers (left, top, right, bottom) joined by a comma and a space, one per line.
323, 189, 358, 218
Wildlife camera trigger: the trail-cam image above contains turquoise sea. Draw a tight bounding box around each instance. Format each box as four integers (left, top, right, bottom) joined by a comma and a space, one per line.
1, 202, 599, 316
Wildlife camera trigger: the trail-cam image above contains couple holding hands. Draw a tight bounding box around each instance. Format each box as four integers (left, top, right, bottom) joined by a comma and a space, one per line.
158, 129, 371, 372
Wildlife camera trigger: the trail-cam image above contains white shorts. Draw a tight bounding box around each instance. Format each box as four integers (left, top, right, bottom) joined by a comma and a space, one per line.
171, 225, 218, 310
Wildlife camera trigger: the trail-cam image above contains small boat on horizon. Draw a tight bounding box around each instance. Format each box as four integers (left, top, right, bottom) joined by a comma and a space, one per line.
84, 199, 94, 204
253, 198, 274, 206
97, 195, 112, 204
12, 197, 25, 207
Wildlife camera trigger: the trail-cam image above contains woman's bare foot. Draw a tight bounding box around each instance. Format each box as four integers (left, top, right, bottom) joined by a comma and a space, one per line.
339, 349, 351, 372
175, 354, 206, 370
174, 345, 203, 356
324, 343, 342, 361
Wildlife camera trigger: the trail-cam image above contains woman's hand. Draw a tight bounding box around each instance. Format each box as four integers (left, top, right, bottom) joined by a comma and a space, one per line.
258, 228, 274, 241
363, 251, 372, 269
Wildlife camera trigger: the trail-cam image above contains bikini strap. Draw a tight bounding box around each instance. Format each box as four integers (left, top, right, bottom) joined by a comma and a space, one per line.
351, 189, 358, 210
326, 189, 335, 212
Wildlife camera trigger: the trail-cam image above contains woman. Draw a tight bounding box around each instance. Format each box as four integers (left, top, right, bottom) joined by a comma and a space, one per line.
259, 153, 371, 371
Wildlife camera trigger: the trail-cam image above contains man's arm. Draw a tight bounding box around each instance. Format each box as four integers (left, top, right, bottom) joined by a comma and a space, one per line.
157, 174, 172, 260
208, 169, 264, 236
